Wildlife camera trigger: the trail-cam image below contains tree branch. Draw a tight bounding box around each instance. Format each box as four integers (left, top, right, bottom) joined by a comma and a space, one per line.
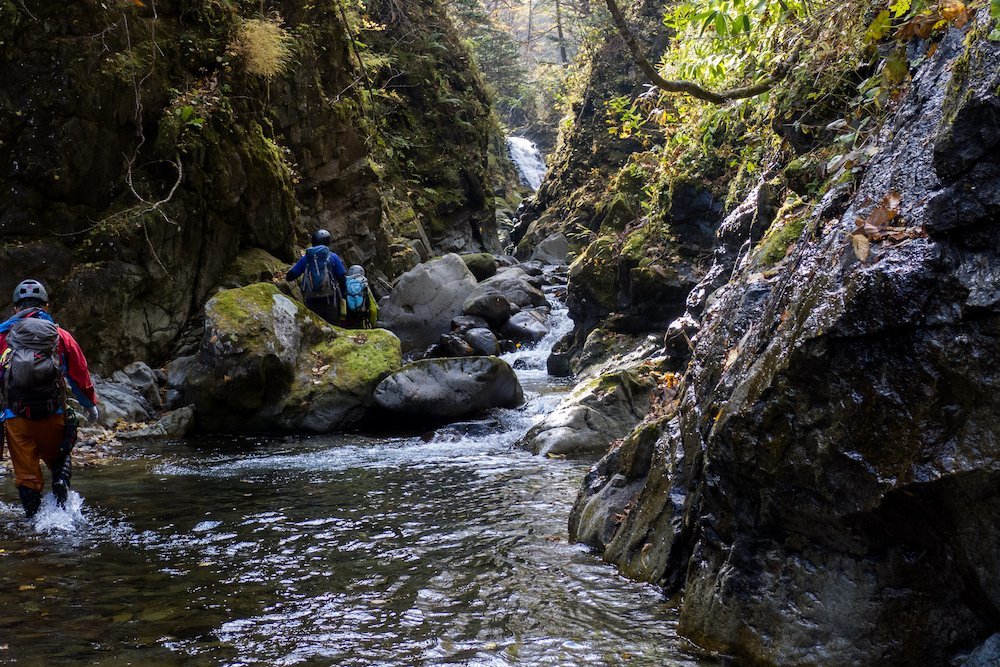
604, 0, 801, 105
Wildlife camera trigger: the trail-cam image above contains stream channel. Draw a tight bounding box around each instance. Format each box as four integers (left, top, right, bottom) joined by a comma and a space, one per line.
0, 284, 713, 666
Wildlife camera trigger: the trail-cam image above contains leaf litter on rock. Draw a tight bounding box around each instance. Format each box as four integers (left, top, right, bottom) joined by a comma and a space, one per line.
849, 189, 926, 262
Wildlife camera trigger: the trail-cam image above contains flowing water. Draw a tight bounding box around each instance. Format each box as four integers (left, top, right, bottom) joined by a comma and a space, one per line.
506, 137, 547, 191
0, 288, 713, 666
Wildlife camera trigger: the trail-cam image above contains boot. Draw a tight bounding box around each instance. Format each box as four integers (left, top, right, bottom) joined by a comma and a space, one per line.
17, 485, 42, 518
51, 455, 72, 508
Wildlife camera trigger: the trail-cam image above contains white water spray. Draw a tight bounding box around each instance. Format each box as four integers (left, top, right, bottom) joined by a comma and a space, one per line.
507, 136, 547, 190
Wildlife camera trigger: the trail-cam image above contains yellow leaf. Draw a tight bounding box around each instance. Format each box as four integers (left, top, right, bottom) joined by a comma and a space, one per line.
18, 584, 35, 591
941, 0, 967, 27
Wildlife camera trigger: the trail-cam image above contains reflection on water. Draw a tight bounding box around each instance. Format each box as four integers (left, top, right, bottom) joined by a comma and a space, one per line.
0, 287, 713, 666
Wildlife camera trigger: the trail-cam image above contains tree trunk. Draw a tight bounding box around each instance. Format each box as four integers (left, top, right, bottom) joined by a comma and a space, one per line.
556, 0, 568, 64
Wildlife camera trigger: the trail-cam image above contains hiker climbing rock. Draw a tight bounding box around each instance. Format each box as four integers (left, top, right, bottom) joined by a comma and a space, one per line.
285, 229, 348, 325
0, 279, 98, 518
341, 265, 379, 329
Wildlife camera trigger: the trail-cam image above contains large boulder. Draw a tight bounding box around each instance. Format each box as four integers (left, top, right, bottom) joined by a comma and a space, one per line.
462, 291, 515, 328
500, 309, 550, 344
530, 232, 571, 265
468, 266, 548, 310
520, 368, 657, 456
273, 327, 403, 431
373, 356, 523, 420
93, 373, 156, 427
377, 253, 478, 352
184, 283, 401, 432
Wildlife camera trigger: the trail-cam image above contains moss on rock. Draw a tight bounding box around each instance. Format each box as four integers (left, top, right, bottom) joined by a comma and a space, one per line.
568, 235, 620, 315
460, 252, 497, 280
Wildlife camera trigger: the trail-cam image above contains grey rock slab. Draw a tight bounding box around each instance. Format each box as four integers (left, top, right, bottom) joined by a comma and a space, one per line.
374, 356, 523, 420
377, 253, 478, 352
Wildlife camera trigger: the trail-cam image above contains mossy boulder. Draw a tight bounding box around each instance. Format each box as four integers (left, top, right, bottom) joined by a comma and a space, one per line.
184, 282, 401, 432
459, 252, 498, 281
519, 366, 658, 456
219, 248, 287, 289
276, 328, 402, 431
567, 235, 619, 325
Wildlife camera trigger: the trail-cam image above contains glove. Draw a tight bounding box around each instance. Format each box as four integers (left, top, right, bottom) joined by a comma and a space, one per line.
85, 405, 99, 424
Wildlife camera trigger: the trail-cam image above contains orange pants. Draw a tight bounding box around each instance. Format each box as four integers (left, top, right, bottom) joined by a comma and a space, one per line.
3, 414, 66, 491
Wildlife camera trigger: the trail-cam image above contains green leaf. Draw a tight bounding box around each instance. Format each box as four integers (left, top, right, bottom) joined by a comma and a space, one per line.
866, 10, 892, 42
883, 50, 908, 83
715, 11, 728, 36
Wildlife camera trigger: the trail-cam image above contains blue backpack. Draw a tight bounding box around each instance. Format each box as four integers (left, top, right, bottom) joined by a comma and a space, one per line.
345, 274, 369, 313
301, 246, 337, 300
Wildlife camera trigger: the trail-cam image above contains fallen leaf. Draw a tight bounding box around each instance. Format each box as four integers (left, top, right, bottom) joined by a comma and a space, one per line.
18, 584, 35, 591
851, 233, 871, 262
941, 0, 968, 27
723, 347, 739, 371
896, 12, 941, 40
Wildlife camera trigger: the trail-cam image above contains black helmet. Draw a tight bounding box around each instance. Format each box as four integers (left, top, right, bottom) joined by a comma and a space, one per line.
311, 229, 332, 247
12, 279, 48, 306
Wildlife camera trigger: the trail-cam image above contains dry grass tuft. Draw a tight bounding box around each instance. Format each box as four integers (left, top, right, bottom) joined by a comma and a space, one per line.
231, 16, 293, 80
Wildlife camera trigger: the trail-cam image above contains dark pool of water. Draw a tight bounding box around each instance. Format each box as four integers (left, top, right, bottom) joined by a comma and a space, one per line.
0, 421, 713, 666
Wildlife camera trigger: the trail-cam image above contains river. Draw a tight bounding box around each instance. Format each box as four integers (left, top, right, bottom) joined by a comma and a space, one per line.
0, 287, 713, 666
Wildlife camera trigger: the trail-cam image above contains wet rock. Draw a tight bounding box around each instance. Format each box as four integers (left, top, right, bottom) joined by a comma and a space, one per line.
451, 315, 490, 332
118, 406, 196, 440
115, 361, 162, 410
962, 633, 1000, 667
571, 22, 1000, 665
377, 253, 478, 353
373, 356, 524, 421
463, 292, 515, 328
459, 327, 500, 356
662, 315, 698, 371
546, 332, 575, 377
459, 252, 498, 281
471, 267, 548, 310
428, 333, 475, 358
519, 368, 657, 456
93, 374, 155, 427
500, 309, 550, 344
530, 232, 571, 265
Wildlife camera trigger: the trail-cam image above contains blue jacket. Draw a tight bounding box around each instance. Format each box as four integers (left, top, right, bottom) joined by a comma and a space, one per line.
286, 246, 347, 295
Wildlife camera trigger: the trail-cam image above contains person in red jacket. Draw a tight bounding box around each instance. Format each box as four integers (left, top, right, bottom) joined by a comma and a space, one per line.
0, 279, 98, 518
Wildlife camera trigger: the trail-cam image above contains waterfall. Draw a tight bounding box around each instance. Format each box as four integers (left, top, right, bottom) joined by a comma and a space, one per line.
506, 136, 547, 191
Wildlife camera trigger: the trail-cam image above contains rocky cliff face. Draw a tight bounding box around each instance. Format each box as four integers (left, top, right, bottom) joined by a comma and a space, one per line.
568, 17, 1000, 666
0, 0, 499, 371
511, 0, 667, 255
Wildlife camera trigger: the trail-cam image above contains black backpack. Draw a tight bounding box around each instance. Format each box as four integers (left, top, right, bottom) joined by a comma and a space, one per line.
1, 315, 66, 419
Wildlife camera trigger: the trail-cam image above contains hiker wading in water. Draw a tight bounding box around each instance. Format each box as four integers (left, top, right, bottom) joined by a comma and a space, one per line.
286, 229, 348, 325
0, 280, 98, 518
